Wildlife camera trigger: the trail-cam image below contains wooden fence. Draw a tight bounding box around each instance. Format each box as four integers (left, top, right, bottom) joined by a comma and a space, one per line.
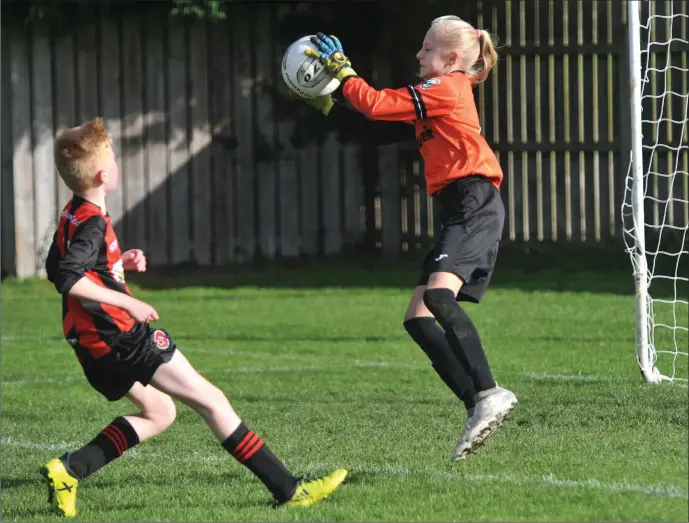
1, 0, 687, 277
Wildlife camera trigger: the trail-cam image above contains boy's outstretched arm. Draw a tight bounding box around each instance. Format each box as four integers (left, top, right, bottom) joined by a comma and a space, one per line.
69, 277, 158, 323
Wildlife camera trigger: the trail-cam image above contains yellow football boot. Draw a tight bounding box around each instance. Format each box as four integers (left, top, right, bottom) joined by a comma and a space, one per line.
283, 468, 347, 508
41, 458, 79, 517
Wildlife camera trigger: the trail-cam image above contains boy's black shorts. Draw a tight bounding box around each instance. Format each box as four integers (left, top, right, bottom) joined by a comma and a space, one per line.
80, 323, 178, 401
418, 175, 505, 304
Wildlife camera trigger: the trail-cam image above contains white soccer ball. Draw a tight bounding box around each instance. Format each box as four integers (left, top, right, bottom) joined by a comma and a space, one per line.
281, 35, 340, 99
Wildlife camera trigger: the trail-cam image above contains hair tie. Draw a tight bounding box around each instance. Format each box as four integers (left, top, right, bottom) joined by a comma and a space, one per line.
476, 29, 481, 38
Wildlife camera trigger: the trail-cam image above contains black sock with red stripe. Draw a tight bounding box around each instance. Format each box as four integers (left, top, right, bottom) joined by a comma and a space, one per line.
222, 423, 298, 503
62, 417, 140, 480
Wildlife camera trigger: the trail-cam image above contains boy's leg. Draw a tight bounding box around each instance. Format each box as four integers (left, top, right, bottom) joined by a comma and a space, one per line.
43, 383, 176, 517
124, 383, 178, 441
63, 383, 176, 478
148, 350, 346, 506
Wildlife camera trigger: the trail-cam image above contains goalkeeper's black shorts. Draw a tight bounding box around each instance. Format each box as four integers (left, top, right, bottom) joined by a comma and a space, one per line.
417, 175, 505, 304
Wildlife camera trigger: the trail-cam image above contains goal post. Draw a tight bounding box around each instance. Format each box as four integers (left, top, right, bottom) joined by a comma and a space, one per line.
622, 0, 689, 383
625, 0, 653, 382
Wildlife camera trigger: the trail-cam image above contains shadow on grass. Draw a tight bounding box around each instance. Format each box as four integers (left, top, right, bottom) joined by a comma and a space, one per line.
3, 241, 686, 299
125, 241, 654, 296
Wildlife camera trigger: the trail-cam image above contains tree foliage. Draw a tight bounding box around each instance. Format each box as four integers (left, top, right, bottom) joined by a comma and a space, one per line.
170, 0, 227, 20
4, 0, 228, 26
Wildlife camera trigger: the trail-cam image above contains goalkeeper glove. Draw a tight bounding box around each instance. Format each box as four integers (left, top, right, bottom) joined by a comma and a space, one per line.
304, 33, 357, 82
290, 92, 334, 116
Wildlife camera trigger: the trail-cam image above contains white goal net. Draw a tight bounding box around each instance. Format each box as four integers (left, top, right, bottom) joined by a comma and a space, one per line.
622, 0, 688, 383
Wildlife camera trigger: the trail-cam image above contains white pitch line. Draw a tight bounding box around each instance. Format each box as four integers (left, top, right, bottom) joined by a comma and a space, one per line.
1, 366, 326, 386
354, 360, 423, 369
5, 365, 686, 386
207, 364, 326, 375
2, 376, 81, 386
521, 371, 689, 387
347, 465, 689, 500
2, 437, 685, 500
1, 336, 63, 342
1, 437, 81, 452
184, 347, 303, 360
1, 360, 427, 386
520, 371, 604, 382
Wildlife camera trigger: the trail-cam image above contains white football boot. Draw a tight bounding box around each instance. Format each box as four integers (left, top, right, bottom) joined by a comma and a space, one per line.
452, 385, 517, 460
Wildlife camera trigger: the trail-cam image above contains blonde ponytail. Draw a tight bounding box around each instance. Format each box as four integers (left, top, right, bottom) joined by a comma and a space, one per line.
471, 29, 498, 84
429, 16, 499, 85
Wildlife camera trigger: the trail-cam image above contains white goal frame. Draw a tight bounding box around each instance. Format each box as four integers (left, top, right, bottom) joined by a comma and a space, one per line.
626, 1, 653, 381
624, 0, 689, 384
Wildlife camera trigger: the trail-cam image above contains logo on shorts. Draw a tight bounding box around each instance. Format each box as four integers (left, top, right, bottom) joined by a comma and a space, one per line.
434, 254, 448, 262
153, 330, 170, 350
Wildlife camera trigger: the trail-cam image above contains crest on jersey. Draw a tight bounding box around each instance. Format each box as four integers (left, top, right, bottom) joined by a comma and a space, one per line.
153, 330, 170, 350
111, 259, 125, 283
420, 78, 440, 90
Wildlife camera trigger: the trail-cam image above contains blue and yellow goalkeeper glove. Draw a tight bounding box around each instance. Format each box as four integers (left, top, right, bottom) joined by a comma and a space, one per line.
304, 33, 357, 82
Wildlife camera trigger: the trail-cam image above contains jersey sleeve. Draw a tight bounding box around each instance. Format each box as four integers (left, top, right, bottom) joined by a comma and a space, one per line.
329, 101, 413, 146
341, 76, 457, 122
50, 215, 106, 295
45, 231, 61, 284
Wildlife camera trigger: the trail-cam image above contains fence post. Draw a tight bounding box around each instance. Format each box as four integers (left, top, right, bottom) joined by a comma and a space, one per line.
617, 0, 633, 224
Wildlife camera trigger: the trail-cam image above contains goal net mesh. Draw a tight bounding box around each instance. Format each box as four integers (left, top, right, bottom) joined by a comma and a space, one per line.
622, 0, 688, 383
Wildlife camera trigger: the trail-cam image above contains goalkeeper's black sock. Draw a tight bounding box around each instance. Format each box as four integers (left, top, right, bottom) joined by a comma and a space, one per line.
404, 317, 476, 410
422, 289, 497, 393
222, 423, 298, 503
63, 417, 140, 479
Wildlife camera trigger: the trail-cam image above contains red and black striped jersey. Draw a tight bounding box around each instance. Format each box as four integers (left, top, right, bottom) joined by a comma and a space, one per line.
340, 71, 504, 195
45, 196, 135, 360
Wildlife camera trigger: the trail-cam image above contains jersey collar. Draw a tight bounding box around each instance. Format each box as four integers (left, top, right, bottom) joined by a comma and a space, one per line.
73, 194, 107, 216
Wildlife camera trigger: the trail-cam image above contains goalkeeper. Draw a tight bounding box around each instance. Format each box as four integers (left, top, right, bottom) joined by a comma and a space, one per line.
294, 17, 518, 460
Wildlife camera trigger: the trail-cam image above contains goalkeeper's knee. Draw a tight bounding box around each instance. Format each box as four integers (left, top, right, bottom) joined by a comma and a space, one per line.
422, 288, 464, 327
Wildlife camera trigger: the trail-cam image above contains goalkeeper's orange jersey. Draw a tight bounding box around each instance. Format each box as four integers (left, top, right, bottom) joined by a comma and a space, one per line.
341, 71, 503, 195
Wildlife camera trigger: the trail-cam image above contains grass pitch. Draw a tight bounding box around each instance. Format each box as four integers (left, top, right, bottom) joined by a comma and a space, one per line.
1, 256, 687, 522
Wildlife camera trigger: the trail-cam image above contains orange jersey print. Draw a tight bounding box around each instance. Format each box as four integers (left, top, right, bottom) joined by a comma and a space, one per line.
342, 71, 503, 195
